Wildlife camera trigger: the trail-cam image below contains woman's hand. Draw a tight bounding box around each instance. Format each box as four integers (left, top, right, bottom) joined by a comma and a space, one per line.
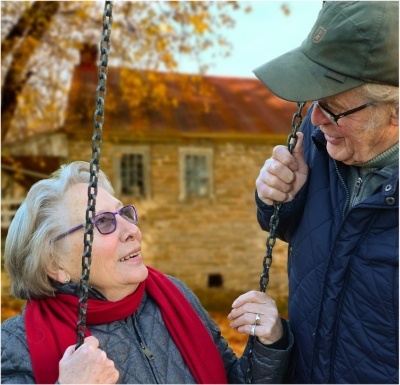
227, 291, 283, 345
58, 336, 119, 384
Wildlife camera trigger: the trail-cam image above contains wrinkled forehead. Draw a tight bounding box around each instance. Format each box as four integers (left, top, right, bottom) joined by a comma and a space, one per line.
63, 183, 121, 223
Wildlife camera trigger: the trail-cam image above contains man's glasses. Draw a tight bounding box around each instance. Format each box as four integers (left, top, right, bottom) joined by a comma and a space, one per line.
314, 100, 373, 126
54, 205, 138, 241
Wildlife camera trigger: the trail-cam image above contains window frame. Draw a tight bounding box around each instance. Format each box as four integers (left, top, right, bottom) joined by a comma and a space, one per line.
179, 147, 214, 200
113, 145, 151, 199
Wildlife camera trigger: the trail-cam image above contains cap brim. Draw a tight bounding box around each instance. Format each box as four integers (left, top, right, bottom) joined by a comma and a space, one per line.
253, 46, 366, 102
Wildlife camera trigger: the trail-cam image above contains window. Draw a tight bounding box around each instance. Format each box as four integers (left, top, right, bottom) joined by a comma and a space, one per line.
208, 274, 223, 288
185, 154, 208, 196
121, 153, 144, 196
179, 148, 213, 200
113, 146, 150, 198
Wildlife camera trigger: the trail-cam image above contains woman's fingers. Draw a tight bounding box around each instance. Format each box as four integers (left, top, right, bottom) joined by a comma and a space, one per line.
58, 336, 119, 384
228, 291, 283, 345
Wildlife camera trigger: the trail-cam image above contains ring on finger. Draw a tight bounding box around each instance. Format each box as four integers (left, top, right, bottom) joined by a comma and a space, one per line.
255, 313, 261, 325
250, 323, 256, 337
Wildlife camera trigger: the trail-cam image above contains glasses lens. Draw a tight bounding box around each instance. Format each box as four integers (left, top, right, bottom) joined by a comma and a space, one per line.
120, 205, 138, 224
316, 102, 338, 126
95, 212, 116, 234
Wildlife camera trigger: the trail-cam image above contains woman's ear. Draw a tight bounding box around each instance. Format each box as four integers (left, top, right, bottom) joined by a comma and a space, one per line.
47, 265, 70, 284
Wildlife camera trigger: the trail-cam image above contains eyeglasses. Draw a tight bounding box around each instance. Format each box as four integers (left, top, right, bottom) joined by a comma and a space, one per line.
54, 205, 139, 241
314, 100, 373, 126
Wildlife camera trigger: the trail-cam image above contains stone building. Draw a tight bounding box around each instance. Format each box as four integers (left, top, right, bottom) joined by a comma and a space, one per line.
2, 51, 308, 312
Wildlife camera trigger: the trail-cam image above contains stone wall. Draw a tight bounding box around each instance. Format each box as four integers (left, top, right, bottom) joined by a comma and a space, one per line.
68, 136, 289, 309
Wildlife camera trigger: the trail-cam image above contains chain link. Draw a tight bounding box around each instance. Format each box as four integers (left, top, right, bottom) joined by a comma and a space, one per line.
75, 0, 113, 349
245, 102, 305, 383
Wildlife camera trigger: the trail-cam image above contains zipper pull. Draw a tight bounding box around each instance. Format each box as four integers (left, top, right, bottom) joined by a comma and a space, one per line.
140, 342, 155, 360
355, 177, 363, 193
351, 177, 363, 207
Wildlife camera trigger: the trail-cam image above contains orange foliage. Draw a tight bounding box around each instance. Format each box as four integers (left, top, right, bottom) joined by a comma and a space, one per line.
209, 311, 248, 356
2, 1, 249, 143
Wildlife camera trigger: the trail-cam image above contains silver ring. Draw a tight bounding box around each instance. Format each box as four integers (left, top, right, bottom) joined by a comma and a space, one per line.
250, 323, 256, 336
255, 313, 261, 325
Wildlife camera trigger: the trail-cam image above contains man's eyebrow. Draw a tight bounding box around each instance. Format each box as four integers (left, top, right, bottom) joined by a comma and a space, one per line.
320, 98, 344, 111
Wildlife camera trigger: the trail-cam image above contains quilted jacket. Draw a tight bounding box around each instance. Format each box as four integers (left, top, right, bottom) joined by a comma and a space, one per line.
2, 275, 293, 384
256, 107, 399, 384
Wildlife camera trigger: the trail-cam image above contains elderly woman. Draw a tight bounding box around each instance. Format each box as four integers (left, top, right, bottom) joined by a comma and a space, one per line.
2, 161, 293, 384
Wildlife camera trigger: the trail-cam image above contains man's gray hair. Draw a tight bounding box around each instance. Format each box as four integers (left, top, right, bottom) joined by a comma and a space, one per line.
356, 83, 399, 131
4, 161, 114, 300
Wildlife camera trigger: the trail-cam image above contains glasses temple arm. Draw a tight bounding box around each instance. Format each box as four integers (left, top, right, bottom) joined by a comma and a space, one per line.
54, 221, 86, 242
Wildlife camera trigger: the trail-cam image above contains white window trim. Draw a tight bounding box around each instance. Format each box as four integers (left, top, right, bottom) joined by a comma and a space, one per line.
179, 147, 214, 201
113, 145, 151, 199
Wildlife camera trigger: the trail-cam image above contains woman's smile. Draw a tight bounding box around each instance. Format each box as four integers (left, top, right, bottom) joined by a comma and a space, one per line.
118, 251, 142, 263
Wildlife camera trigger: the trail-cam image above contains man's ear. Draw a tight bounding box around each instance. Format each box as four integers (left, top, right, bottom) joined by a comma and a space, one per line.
390, 116, 399, 126
390, 106, 399, 126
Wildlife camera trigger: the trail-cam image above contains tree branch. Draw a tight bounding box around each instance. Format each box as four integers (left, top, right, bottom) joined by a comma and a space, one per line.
1, 1, 59, 143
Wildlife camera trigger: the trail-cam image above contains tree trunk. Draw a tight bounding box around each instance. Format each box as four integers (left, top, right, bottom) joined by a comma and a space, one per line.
1, 1, 59, 143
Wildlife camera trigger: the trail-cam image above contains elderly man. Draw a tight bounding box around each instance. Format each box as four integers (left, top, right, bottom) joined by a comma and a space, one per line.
253, 1, 398, 383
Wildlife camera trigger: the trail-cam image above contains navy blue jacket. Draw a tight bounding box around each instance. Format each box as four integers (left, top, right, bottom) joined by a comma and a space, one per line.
256, 107, 399, 384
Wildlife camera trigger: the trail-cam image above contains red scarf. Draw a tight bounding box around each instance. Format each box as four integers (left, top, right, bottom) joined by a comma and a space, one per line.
25, 266, 227, 384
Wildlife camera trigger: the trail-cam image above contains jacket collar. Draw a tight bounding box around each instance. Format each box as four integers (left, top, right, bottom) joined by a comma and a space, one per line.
311, 127, 326, 151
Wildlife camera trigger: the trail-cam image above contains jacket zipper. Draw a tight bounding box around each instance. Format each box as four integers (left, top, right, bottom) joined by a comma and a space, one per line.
128, 316, 159, 383
351, 177, 363, 208
334, 160, 350, 218
132, 322, 156, 362
140, 342, 155, 360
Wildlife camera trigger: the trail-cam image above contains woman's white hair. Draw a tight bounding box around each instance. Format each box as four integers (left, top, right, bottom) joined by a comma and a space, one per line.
4, 161, 114, 300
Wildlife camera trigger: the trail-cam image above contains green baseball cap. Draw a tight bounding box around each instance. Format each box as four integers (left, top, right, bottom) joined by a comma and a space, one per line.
253, 1, 399, 102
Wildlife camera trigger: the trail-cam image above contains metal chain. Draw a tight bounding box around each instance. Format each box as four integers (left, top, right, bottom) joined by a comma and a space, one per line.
245, 102, 305, 383
75, 0, 114, 349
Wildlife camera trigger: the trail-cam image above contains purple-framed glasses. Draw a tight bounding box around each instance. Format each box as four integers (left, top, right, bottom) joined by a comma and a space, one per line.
314, 100, 373, 126
54, 205, 138, 242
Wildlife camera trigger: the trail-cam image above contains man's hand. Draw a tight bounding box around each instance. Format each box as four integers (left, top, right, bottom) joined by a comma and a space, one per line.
256, 132, 308, 205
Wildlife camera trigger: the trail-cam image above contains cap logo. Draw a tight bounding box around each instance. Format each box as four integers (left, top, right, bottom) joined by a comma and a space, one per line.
325, 70, 347, 83
313, 26, 327, 43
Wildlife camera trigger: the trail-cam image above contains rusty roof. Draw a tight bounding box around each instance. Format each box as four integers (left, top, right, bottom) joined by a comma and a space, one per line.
64, 65, 308, 138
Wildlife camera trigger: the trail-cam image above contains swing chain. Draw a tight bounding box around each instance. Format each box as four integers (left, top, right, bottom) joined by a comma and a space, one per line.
76, 0, 113, 349
288, 102, 306, 154
258, 102, 306, 292
245, 102, 305, 383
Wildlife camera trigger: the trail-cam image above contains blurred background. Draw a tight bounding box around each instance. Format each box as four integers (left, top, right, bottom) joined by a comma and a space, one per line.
1, 1, 321, 354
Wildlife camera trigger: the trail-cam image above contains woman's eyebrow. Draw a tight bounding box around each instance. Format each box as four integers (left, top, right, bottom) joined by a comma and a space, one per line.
94, 200, 124, 215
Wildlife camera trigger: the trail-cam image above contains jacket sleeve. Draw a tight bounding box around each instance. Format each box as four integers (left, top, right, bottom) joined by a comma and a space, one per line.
256, 182, 309, 243
1, 315, 37, 384
225, 319, 294, 384
255, 108, 316, 243
168, 276, 294, 384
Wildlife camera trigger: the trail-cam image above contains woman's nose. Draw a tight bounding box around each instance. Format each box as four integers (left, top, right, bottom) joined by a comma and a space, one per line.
117, 215, 141, 241
311, 102, 331, 126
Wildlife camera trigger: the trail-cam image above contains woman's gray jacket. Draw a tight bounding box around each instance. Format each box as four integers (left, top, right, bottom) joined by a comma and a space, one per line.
2, 275, 293, 384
